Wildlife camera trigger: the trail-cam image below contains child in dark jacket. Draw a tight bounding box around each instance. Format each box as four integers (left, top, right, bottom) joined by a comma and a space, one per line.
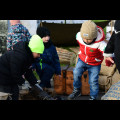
0, 35, 54, 100
7, 20, 31, 51
33, 26, 61, 89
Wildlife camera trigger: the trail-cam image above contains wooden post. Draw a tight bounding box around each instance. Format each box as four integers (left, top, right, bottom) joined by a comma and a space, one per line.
64, 20, 66, 24
40, 20, 43, 27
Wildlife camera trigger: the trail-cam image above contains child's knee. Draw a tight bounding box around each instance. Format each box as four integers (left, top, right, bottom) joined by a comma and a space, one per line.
73, 68, 79, 76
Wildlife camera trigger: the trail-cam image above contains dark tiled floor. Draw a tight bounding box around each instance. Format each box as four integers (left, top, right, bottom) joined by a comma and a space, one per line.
20, 81, 106, 100
50, 79, 105, 100
54, 91, 105, 100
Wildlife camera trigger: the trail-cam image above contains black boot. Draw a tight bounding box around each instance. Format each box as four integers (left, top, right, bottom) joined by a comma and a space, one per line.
68, 88, 81, 100
89, 96, 97, 100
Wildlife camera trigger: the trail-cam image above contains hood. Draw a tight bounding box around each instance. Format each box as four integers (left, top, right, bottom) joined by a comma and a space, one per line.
13, 41, 27, 52
13, 41, 34, 61
94, 26, 105, 43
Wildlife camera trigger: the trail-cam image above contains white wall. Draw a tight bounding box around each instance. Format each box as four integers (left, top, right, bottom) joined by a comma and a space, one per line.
20, 20, 37, 35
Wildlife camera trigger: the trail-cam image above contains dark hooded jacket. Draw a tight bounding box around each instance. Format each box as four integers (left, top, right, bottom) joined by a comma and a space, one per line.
0, 41, 37, 85
104, 20, 120, 73
41, 39, 61, 75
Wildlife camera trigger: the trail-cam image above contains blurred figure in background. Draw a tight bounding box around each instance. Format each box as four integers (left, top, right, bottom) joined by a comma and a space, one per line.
7, 20, 31, 51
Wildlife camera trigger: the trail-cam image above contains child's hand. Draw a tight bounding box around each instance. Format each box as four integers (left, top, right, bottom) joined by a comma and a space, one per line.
58, 75, 62, 80
105, 57, 114, 67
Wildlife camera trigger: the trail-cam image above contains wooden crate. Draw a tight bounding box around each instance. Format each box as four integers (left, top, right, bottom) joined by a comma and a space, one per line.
65, 69, 90, 95
54, 65, 69, 94
65, 67, 74, 95
54, 66, 90, 96
54, 71, 66, 94
81, 71, 90, 95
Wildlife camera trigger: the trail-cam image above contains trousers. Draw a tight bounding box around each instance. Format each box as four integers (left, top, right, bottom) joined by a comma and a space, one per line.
73, 58, 101, 99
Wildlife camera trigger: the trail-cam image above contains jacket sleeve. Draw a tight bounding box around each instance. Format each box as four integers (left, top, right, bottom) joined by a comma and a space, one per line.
24, 27, 32, 42
24, 68, 38, 86
7, 30, 13, 51
52, 46, 61, 75
103, 32, 115, 57
10, 53, 37, 85
10, 54, 26, 85
98, 41, 107, 54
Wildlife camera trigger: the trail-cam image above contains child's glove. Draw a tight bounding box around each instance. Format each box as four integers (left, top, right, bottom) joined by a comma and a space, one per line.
105, 57, 114, 67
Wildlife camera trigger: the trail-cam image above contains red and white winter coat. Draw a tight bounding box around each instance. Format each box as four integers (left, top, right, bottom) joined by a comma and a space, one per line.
76, 26, 107, 66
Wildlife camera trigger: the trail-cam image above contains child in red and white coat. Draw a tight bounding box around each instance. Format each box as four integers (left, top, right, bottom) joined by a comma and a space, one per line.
68, 20, 107, 100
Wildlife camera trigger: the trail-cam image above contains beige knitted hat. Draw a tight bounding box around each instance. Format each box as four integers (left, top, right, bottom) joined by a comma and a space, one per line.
80, 20, 97, 40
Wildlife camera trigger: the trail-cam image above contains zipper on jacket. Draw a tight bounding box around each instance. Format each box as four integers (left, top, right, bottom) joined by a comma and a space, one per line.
85, 46, 86, 55
85, 46, 87, 62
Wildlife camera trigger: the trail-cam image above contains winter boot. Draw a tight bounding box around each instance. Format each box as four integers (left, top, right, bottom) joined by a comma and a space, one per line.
67, 88, 81, 100
89, 96, 97, 100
